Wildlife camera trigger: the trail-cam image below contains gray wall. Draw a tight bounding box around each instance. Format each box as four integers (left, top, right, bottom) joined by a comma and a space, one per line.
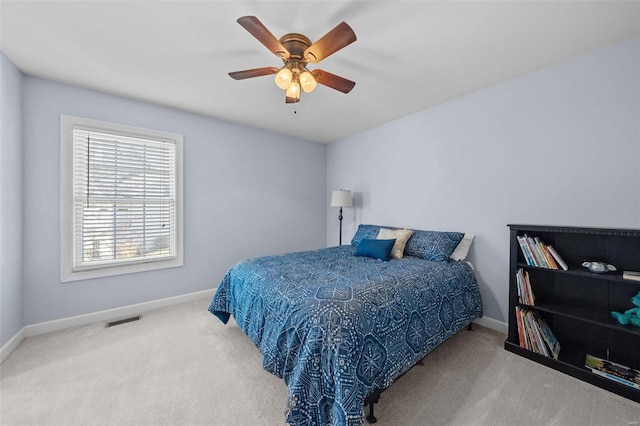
0, 52, 24, 346
327, 37, 640, 325
20, 76, 327, 325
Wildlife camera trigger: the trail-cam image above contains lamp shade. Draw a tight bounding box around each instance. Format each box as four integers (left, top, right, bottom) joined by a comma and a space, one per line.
274, 67, 293, 90
299, 70, 317, 93
330, 190, 352, 207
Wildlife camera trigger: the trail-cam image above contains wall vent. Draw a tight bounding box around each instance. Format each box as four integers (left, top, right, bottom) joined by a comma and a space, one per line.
106, 315, 141, 328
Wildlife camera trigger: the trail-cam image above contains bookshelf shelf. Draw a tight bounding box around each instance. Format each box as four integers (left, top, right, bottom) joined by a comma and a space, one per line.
531, 304, 640, 337
504, 340, 640, 401
506, 225, 640, 403
517, 262, 632, 283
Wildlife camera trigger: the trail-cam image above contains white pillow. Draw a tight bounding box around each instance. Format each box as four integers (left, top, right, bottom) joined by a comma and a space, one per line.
377, 228, 414, 259
450, 233, 475, 261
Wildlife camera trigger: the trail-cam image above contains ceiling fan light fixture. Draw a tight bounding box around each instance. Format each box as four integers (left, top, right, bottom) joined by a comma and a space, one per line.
274, 67, 293, 90
285, 80, 301, 101
299, 70, 317, 93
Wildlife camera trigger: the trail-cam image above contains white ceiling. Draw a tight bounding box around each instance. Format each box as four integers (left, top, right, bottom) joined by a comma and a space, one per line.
1, 1, 639, 143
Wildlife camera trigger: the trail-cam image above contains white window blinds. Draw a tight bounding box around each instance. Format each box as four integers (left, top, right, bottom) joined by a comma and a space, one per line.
72, 128, 177, 270
61, 115, 183, 281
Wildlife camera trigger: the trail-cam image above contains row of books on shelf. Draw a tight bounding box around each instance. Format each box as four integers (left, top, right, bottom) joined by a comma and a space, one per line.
516, 268, 534, 306
517, 234, 568, 270
515, 305, 560, 359
585, 354, 640, 390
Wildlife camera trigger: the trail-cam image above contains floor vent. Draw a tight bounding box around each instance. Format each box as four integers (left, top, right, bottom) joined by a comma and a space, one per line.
106, 315, 141, 328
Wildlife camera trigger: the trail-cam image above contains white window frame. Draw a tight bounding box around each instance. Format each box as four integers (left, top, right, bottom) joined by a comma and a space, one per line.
60, 115, 184, 282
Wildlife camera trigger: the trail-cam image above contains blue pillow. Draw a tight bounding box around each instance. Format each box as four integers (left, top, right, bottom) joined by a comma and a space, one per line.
351, 224, 402, 247
351, 224, 382, 247
354, 239, 396, 261
404, 230, 465, 262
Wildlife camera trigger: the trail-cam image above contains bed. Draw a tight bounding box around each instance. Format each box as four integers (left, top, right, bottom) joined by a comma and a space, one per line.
209, 225, 483, 426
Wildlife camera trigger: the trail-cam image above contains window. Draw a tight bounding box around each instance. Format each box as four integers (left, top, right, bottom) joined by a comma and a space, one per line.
60, 115, 183, 281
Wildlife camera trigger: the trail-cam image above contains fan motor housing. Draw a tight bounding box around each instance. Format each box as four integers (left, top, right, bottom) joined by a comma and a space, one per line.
279, 33, 312, 63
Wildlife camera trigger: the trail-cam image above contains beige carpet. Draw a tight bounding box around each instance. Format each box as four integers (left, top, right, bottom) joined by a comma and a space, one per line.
1, 298, 639, 426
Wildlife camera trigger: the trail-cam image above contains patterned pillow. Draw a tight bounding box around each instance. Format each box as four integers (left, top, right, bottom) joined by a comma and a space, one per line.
404, 230, 465, 262
377, 228, 413, 259
351, 224, 384, 247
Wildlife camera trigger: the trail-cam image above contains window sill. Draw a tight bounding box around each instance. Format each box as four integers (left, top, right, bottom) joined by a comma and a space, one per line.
61, 257, 183, 282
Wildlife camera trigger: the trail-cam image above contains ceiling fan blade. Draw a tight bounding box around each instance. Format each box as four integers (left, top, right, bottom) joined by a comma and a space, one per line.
304, 22, 356, 63
311, 70, 356, 93
229, 67, 279, 80
237, 16, 290, 59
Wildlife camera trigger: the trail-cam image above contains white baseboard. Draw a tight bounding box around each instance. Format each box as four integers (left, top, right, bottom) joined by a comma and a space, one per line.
1, 288, 216, 364
474, 316, 508, 335
0, 327, 26, 364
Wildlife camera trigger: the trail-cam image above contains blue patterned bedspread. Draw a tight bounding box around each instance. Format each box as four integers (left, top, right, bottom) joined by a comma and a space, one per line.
209, 245, 483, 425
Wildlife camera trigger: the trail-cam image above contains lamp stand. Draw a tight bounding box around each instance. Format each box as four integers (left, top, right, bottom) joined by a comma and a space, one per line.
338, 207, 343, 246
330, 189, 352, 246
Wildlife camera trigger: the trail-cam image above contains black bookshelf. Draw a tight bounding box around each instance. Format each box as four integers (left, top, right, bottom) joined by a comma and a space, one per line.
505, 224, 640, 403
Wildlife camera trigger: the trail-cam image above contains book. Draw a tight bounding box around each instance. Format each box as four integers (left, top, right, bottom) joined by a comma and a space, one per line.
515, 306, 526, 348
517, 235, 536, 267
525, 235, 544, 267
536, 315, 560, 359
524, 269, 534, 306
546, 245, 568, 271
515, 268, 534, 306
623, 271, 640, 282
585, 354, 640, 390
515, 269, 524, 303
532, 237, 550, 268
526, 313, 549, 357
522, 312, 540, 353
539, 242, 558, 269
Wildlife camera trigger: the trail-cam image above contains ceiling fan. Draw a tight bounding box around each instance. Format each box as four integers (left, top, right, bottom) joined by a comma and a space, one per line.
228, 16, 357, 103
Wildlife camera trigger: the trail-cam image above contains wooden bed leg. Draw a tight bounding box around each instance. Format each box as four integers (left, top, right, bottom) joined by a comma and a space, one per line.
366, 402, 377, 424
467, 323, 473, 331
